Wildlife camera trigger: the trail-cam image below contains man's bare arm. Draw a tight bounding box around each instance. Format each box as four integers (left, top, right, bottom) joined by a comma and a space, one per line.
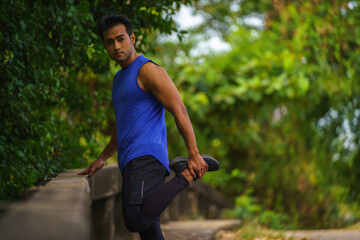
77, 126, 117, 178
138, 62, 208, 179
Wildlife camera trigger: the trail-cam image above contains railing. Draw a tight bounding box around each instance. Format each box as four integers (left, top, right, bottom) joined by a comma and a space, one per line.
0, 164, 231, 240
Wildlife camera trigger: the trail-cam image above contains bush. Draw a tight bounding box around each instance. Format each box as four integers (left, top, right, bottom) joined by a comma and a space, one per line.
0, 0, 190, 200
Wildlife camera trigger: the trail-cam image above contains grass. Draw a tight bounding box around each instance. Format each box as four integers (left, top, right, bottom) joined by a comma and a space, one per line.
215, 219, 304, 240
347, 221, 360, 230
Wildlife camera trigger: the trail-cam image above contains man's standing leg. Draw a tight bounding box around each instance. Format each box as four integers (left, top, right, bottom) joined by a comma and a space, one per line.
138, 216, 163, 240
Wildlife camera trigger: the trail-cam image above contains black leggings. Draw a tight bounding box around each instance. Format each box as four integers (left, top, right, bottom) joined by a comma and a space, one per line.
121, 156, 189, 239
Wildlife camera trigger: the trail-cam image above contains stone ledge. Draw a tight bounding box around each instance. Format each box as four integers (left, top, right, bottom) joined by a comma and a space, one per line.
0, 170, 91, 240
0, 164, 232, 240
88, 164, 122, 201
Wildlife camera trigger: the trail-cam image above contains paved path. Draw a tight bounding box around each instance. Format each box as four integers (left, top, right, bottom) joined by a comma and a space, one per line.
284, 229, 360, 240
161, 219, 241, 240
132, 220, 360, 240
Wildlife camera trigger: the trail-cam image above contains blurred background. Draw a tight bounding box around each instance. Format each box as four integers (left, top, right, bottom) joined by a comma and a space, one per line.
1, 0, 359, 230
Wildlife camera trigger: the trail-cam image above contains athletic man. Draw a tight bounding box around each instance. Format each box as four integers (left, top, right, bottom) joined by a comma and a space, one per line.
78, 14, 219, 239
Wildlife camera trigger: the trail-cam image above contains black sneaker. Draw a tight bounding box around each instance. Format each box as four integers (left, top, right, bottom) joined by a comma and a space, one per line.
169, 154, 220, 174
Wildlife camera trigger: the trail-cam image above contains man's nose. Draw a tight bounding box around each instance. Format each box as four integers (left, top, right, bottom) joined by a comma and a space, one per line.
114, 41, 121, 50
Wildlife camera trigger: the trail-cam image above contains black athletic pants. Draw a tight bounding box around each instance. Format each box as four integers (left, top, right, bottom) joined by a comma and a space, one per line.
121, 155, 189, 240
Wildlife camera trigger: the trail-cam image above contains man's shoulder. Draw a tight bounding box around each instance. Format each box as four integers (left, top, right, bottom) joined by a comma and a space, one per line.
139, 60, 166, 79
137, 58, 170, 92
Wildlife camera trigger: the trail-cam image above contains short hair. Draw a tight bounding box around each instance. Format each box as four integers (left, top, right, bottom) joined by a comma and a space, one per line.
98, 14, 132, 41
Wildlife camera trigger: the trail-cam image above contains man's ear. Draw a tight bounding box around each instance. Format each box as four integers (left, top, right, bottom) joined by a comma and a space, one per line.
131, 33, 136, 45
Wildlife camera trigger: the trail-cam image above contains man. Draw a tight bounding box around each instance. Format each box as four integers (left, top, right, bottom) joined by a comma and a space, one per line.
78, 14, 219, 239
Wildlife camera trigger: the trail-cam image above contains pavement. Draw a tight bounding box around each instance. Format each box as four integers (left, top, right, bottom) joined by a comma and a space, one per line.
130, 219, 360, 240
214, 227, 360, 240
161, 219, 241, 240
284, 229, 360, 240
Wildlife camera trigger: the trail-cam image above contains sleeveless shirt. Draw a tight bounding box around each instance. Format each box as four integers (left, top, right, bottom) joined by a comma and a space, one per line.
112, 55, 169, 174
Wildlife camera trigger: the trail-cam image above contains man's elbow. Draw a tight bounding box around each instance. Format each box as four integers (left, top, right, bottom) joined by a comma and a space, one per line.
173, 104, 188, 119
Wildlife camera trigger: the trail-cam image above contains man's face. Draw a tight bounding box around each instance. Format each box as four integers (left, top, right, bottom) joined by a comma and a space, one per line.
102, 24, 135, 64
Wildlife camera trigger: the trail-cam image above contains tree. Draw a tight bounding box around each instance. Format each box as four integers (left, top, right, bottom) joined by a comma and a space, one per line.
149, 0, 360, 228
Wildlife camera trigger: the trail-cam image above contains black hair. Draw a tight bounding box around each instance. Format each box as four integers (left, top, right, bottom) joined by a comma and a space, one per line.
98, 14, 132, 41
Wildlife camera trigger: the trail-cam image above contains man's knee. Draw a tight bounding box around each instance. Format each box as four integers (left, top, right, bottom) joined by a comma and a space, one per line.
123, 206, 148, 232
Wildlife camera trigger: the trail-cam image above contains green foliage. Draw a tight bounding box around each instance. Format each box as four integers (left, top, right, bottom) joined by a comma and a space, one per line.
232, 190, 262, 221
259, 210, 294, 230
226, 190, 294, 230
0, 0, 191, 200
149, 0, 360, 229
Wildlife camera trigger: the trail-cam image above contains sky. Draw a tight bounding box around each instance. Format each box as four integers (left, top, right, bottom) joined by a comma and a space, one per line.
168, 4, 265, 56
168, 5, 232, 56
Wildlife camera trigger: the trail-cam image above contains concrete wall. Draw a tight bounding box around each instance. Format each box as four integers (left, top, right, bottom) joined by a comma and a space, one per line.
0, 164, 231, 240
0, 169, 91, 240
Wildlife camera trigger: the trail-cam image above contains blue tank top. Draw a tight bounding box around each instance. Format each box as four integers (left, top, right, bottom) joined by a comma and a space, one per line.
112, 55, 169, 174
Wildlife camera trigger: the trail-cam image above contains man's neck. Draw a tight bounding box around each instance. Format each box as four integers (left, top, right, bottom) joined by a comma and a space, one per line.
119, 51, 140, 69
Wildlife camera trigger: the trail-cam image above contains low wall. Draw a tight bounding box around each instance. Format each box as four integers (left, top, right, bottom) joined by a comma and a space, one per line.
0, 169, 91, 240
0, 164, 231, 240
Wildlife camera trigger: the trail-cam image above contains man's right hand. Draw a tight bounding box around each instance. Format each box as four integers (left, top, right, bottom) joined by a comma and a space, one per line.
77, 158, 106, 178
187, 153, 208, 179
